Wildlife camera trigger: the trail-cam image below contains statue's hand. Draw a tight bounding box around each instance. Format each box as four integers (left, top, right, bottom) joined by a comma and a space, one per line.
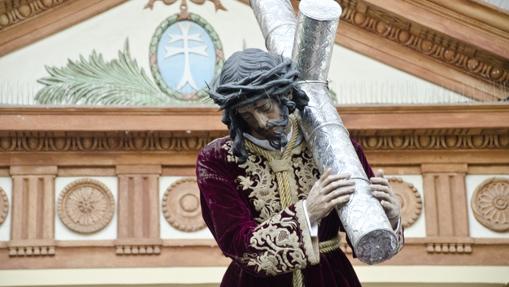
370, 169, 401, 229
306, 169, 355, 225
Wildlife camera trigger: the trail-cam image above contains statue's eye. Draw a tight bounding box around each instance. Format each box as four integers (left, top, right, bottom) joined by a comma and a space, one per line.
239, 112, 253, 121
259, 101, 272, 112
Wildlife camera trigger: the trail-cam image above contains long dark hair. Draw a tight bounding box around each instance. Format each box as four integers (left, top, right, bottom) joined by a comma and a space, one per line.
208, 48, 309, 163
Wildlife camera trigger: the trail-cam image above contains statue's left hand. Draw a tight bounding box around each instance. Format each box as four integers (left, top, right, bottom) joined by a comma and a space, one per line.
370, 169, 401, 229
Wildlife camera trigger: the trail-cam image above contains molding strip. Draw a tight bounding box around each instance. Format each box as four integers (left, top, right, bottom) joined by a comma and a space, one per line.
336, 0, 509, 101
0, 0, 127, 56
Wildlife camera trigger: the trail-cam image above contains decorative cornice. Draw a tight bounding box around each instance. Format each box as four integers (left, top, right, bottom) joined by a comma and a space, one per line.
337, 0, 509, 101
351, 132, 509, 151
0, 0, 127, 57
1, 104, 509, 131
388, 0, 509, 57
0, 105, 508, 152
0, 129, 507, 153
0, 0, 68, 31
0, 132, 219, 152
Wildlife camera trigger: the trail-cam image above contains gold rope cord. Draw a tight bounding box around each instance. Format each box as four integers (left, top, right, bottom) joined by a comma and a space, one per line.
319, 237, 341, 254
244, 116, 304, 287
244, 116, 300, 208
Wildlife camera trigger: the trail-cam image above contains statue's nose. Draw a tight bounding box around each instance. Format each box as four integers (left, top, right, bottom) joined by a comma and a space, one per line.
253, 112, 268, 129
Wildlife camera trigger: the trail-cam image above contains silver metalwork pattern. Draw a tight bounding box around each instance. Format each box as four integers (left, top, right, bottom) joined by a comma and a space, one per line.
292, 1, 339, 81
250, 0, 296, 58
250, 0, 400, 264
292, 0, 399, 264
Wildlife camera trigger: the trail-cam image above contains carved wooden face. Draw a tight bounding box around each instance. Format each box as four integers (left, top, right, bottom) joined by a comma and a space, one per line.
236, 97, 289, 141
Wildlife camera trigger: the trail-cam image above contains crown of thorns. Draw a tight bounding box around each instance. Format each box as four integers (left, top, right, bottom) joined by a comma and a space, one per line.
208, 58, 298, 110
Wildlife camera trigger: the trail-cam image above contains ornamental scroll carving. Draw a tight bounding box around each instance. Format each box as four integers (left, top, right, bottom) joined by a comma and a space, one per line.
162, 178, 206, 232
337, 0, 509, 91
388, 177, 422, 228
0, 187, 8, 225
471, 177, 509, 232
1, 132, 507, 153
58, 179, 115, 234
0, 0, 68, 31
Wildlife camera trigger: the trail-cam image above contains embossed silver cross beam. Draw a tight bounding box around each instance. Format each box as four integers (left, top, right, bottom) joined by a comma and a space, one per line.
250, 0, 399, 264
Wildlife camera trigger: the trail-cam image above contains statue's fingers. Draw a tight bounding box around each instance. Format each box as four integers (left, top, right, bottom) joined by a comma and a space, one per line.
330, 194, 351, 208
370, 184, 391, 193
322, 174, 349, 188
372, 190, 392, 202
319, 168, 332, 182
381, 200, 396, 212
369, 177, 389, 186
325, 186, 355, 201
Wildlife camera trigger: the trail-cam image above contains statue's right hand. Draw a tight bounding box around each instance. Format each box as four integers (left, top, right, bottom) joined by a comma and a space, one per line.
305, 169, 355, 225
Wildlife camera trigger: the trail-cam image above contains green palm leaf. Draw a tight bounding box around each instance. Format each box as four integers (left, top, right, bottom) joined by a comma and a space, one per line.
35, 40, 174, 106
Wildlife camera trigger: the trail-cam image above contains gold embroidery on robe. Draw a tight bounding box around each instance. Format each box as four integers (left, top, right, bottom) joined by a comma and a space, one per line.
241, 205, 308, 276
223, 140, 320, 223
222, 141, 321, 275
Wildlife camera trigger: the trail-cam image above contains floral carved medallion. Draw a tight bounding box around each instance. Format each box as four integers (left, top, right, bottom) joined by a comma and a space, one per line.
388, 177, 422, 228
58, 179, 115, 234
162, 178, 205, 232
472, 178, 509, 232
0, 187, 8, 225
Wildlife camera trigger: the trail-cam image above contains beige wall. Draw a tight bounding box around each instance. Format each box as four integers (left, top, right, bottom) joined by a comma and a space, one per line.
0, 266, 507, 287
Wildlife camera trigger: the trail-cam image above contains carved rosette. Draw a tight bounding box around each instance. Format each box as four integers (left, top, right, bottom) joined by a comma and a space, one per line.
472, 178, 509, 232
0, 187, 8, 225
388, 177, 422, 228
58, 179, 115, 234
162, 178, 206, 232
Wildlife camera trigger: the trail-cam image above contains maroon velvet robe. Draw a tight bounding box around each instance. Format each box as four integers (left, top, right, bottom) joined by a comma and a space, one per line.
196, 135, 375, 287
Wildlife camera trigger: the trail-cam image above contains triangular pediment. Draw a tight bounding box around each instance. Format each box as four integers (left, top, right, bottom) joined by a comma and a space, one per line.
0, 0, 507, 103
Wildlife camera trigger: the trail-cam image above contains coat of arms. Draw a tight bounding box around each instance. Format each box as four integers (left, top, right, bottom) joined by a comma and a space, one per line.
150, 13, 223, 101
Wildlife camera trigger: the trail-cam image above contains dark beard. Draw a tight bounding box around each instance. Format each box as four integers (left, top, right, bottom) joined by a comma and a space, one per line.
257, 115, 289, 150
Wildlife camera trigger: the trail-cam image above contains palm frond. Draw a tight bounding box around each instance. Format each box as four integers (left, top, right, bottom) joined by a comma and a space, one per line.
35, 40, 172, 106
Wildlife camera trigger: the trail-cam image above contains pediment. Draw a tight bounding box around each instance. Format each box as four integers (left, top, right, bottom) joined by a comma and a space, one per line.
0, 0, 507, 102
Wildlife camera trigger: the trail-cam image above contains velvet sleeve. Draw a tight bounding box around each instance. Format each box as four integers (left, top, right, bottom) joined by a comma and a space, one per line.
351, 139, 374, 179
196, 146, 319, 277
